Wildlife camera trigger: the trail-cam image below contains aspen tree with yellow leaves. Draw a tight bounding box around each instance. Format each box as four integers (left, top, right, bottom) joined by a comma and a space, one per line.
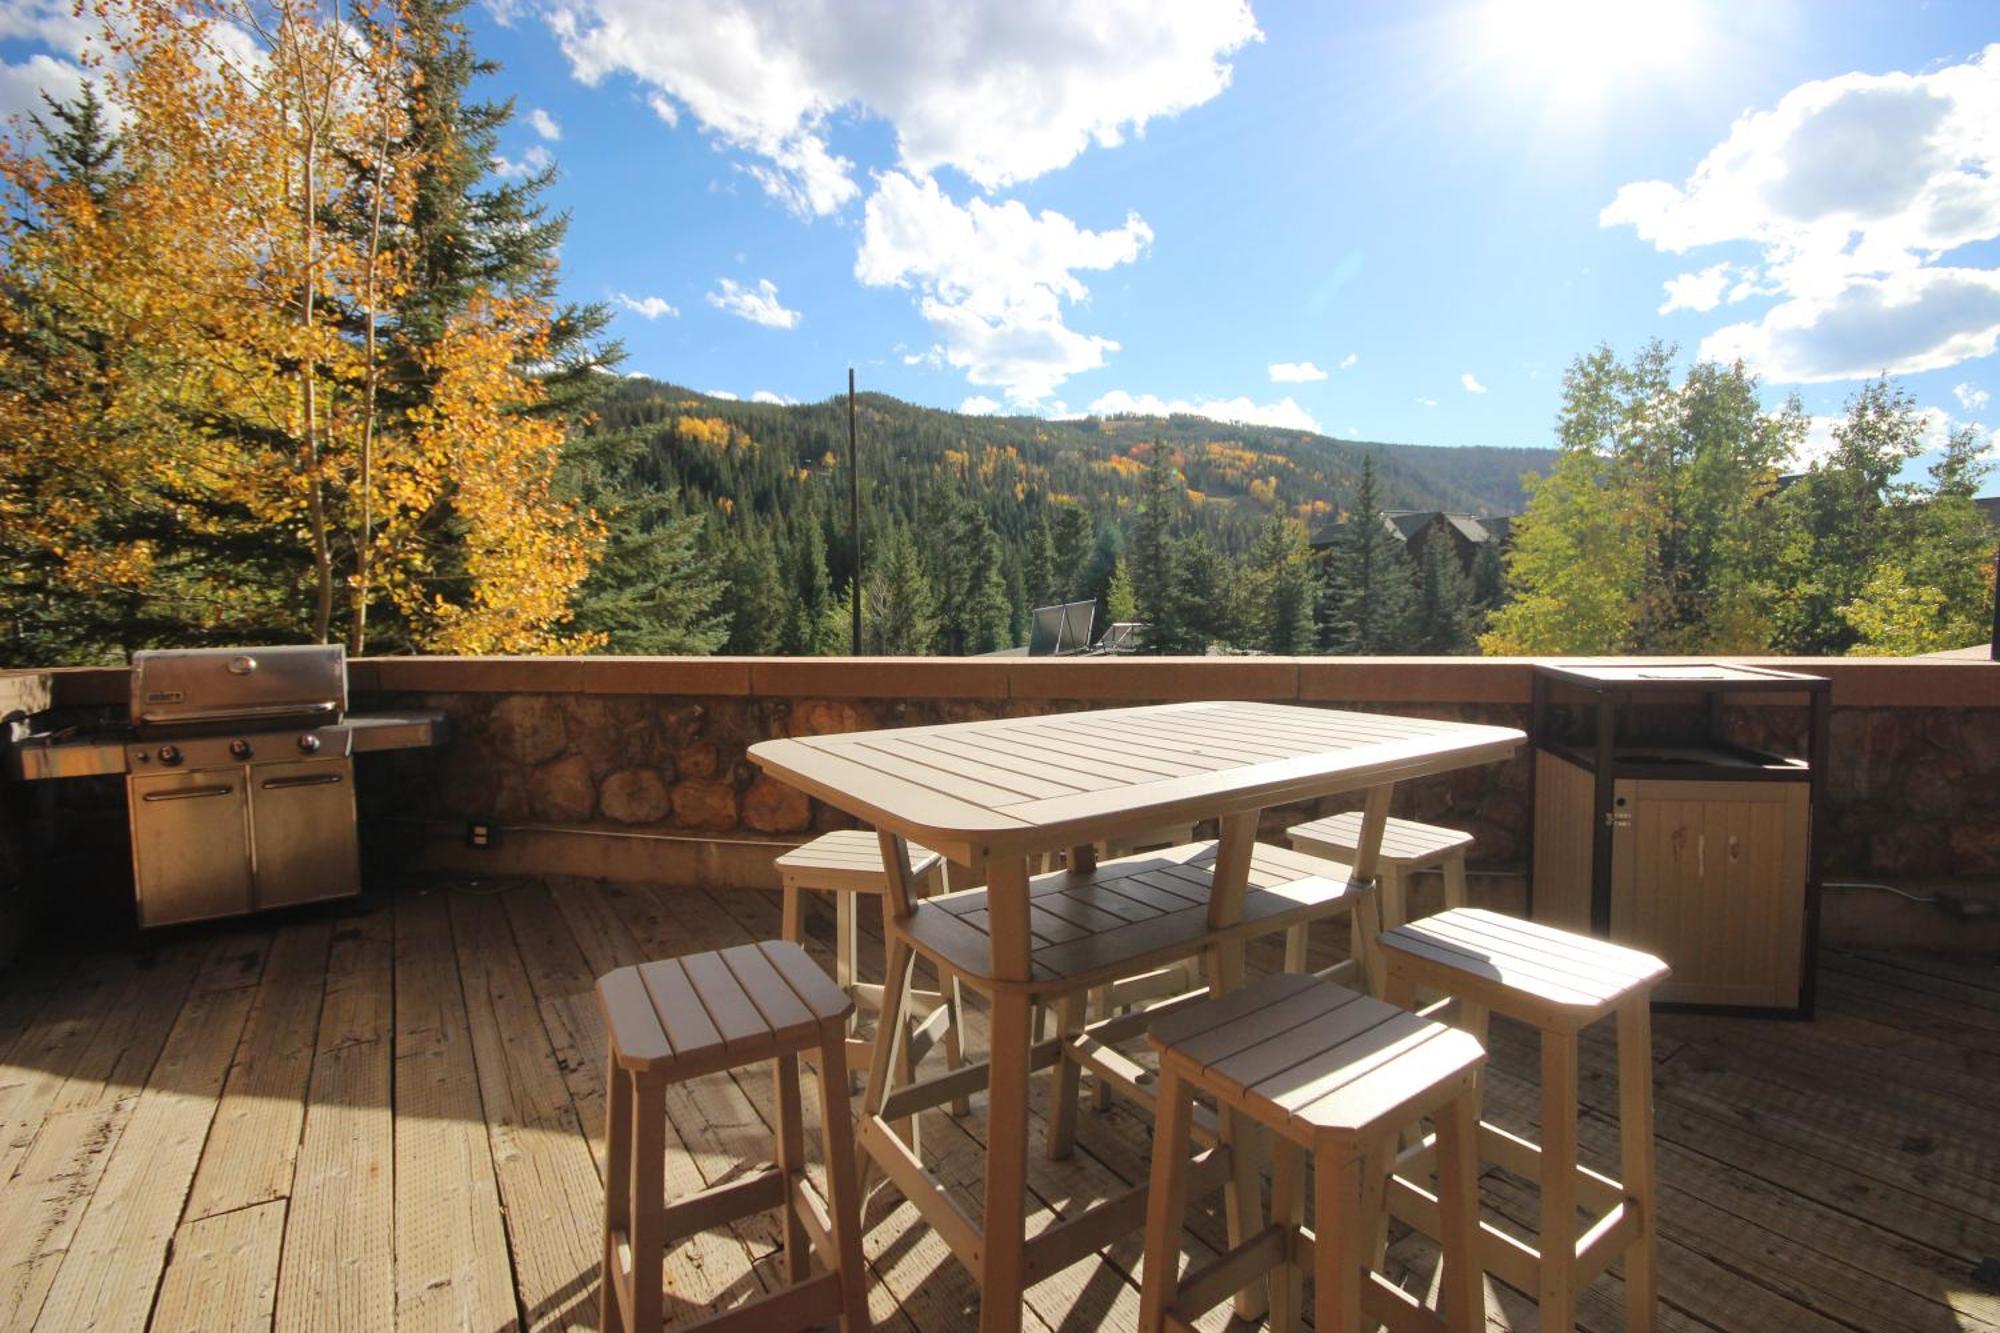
0, 0, 602, 662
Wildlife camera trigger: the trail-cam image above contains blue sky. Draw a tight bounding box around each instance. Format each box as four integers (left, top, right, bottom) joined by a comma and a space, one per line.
4, 0, 1998, 466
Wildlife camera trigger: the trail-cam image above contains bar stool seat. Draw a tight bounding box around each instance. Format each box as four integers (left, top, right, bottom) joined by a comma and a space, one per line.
778, 830, 969, 1119
1375, 908, 1669, 1333
598, 940, 872, 1333
1140, 973, 1488, 1333
1285, 813, 1474, 973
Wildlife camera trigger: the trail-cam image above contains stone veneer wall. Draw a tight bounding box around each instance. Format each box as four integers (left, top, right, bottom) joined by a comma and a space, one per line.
275, 654, 2000, 887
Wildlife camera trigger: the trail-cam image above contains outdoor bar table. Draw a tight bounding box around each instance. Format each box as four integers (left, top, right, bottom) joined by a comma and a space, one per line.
750, 700, 1523, 1333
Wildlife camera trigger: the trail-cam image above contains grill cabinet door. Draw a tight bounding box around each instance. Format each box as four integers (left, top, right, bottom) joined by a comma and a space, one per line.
1609, 777, 1808, 1009
129, 768, 253, 926
249, 757, 361, 909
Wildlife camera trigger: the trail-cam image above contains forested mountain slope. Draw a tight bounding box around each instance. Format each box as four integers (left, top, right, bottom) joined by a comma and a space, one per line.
598, 377, 1550, 547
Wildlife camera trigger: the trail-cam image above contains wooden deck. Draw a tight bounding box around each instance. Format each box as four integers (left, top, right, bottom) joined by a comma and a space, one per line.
0, 873, 1995, 1332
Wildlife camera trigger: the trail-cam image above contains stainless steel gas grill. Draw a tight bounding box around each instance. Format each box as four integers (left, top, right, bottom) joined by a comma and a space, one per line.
4, 645, 446, 926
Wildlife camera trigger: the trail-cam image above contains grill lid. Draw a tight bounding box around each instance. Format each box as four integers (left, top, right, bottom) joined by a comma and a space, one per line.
130, 645, 347, 728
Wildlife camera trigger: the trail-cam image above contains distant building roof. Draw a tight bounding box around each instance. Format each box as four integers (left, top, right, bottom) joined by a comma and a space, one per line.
1311, 510, 1513, 552
1976, 495, 2000, 533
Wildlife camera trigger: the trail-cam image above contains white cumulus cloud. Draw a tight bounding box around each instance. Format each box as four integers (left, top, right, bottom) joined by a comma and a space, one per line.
1461, 373, 1487, 394
614, 292, 679, 319
704, 389, 739, 400
528, 106, 562, 140
1415, 397, 1438, 408
750, 389, 793, 404
856, 170, 1150, 404
1268, 361, 1327, 383
1954, 382, 1991, 413
1659, 261, 1734, 314
542, 0, 1259, 215
958, 395, 1003, 415
706, 277, 801, 329
1604, 44, 2000, 382
1087, 390, 1320, 433
1338, 352, 1359, 370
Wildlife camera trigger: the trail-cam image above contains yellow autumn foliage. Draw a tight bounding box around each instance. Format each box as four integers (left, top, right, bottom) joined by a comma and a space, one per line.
0, 0, 599, 655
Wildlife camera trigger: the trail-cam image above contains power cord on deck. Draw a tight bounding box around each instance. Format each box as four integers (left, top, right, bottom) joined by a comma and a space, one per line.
1825, 879, 2000, 921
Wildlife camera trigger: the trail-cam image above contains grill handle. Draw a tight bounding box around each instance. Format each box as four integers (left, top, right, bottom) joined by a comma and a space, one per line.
142, 784, 234, 802
261, 772, 344, 791
136, 700, 339, 726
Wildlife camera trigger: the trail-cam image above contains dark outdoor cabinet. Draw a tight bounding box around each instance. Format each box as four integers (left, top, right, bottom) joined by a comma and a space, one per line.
1530, 663, 1830, 1018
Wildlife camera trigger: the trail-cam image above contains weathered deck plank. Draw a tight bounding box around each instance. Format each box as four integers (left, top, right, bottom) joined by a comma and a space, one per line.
449, 889, 605, 1333
184, 919, 333, 1220
6, 884, 1992, 1333
32, 965, 255, 1331
152, 1198, 287, 1332
393, 889, 519, 1333
275, 907, 396, 1333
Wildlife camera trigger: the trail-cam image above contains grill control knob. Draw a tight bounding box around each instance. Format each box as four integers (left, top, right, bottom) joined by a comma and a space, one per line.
156, 744, 182, 766
297, 733, 321, 754
229, 739, 254, 760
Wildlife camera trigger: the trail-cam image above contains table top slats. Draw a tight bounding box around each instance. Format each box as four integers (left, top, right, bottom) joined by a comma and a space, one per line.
834, 736, 1067, 807
888, 731, 1131, 796
1008, 716, 1244, 774
942, 726, 1199, 784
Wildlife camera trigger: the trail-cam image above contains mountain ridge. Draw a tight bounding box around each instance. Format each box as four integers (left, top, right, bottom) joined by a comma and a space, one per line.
604, 376, 1555, 522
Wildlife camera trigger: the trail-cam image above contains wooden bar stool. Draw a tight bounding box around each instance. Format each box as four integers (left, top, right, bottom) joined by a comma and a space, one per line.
1140, 973, 1488, 1333
1286, 812, 1474, 975
778, 830, 969, 1117
597, 941, 872, 1333
1375, 908, 1668, 1333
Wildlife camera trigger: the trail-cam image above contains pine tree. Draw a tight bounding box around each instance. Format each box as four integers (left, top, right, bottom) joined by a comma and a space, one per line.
1243, 516, 1317, 654
864, 527, 940, 654
1412, 536, 1479, 655
721, 530, 786, 654
1133, 441, 1185, 652
1025, 513, 1057, 607
1049, 504, 1095, 601
1167, 532, 1236, 653
392, 0, 615, 401
1105, 558, 1138, 625
566, 470, 725, 653
932, 498, 1012, 654
784, 523, 838, 655
1319, 456, 1418, 654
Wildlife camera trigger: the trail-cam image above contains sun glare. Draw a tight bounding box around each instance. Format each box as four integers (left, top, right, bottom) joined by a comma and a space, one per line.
1478, 0, 1702, 105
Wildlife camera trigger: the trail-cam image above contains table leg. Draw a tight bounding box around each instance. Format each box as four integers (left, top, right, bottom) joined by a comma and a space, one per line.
1204, 809, 1268, 1322
980, 854, 1036, 1333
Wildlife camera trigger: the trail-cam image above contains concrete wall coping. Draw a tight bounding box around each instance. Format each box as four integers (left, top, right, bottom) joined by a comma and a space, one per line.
28, 652, 1999, 711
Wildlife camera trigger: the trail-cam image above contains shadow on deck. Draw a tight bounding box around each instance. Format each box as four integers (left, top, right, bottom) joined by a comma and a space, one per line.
0, 873, 1995, 1332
